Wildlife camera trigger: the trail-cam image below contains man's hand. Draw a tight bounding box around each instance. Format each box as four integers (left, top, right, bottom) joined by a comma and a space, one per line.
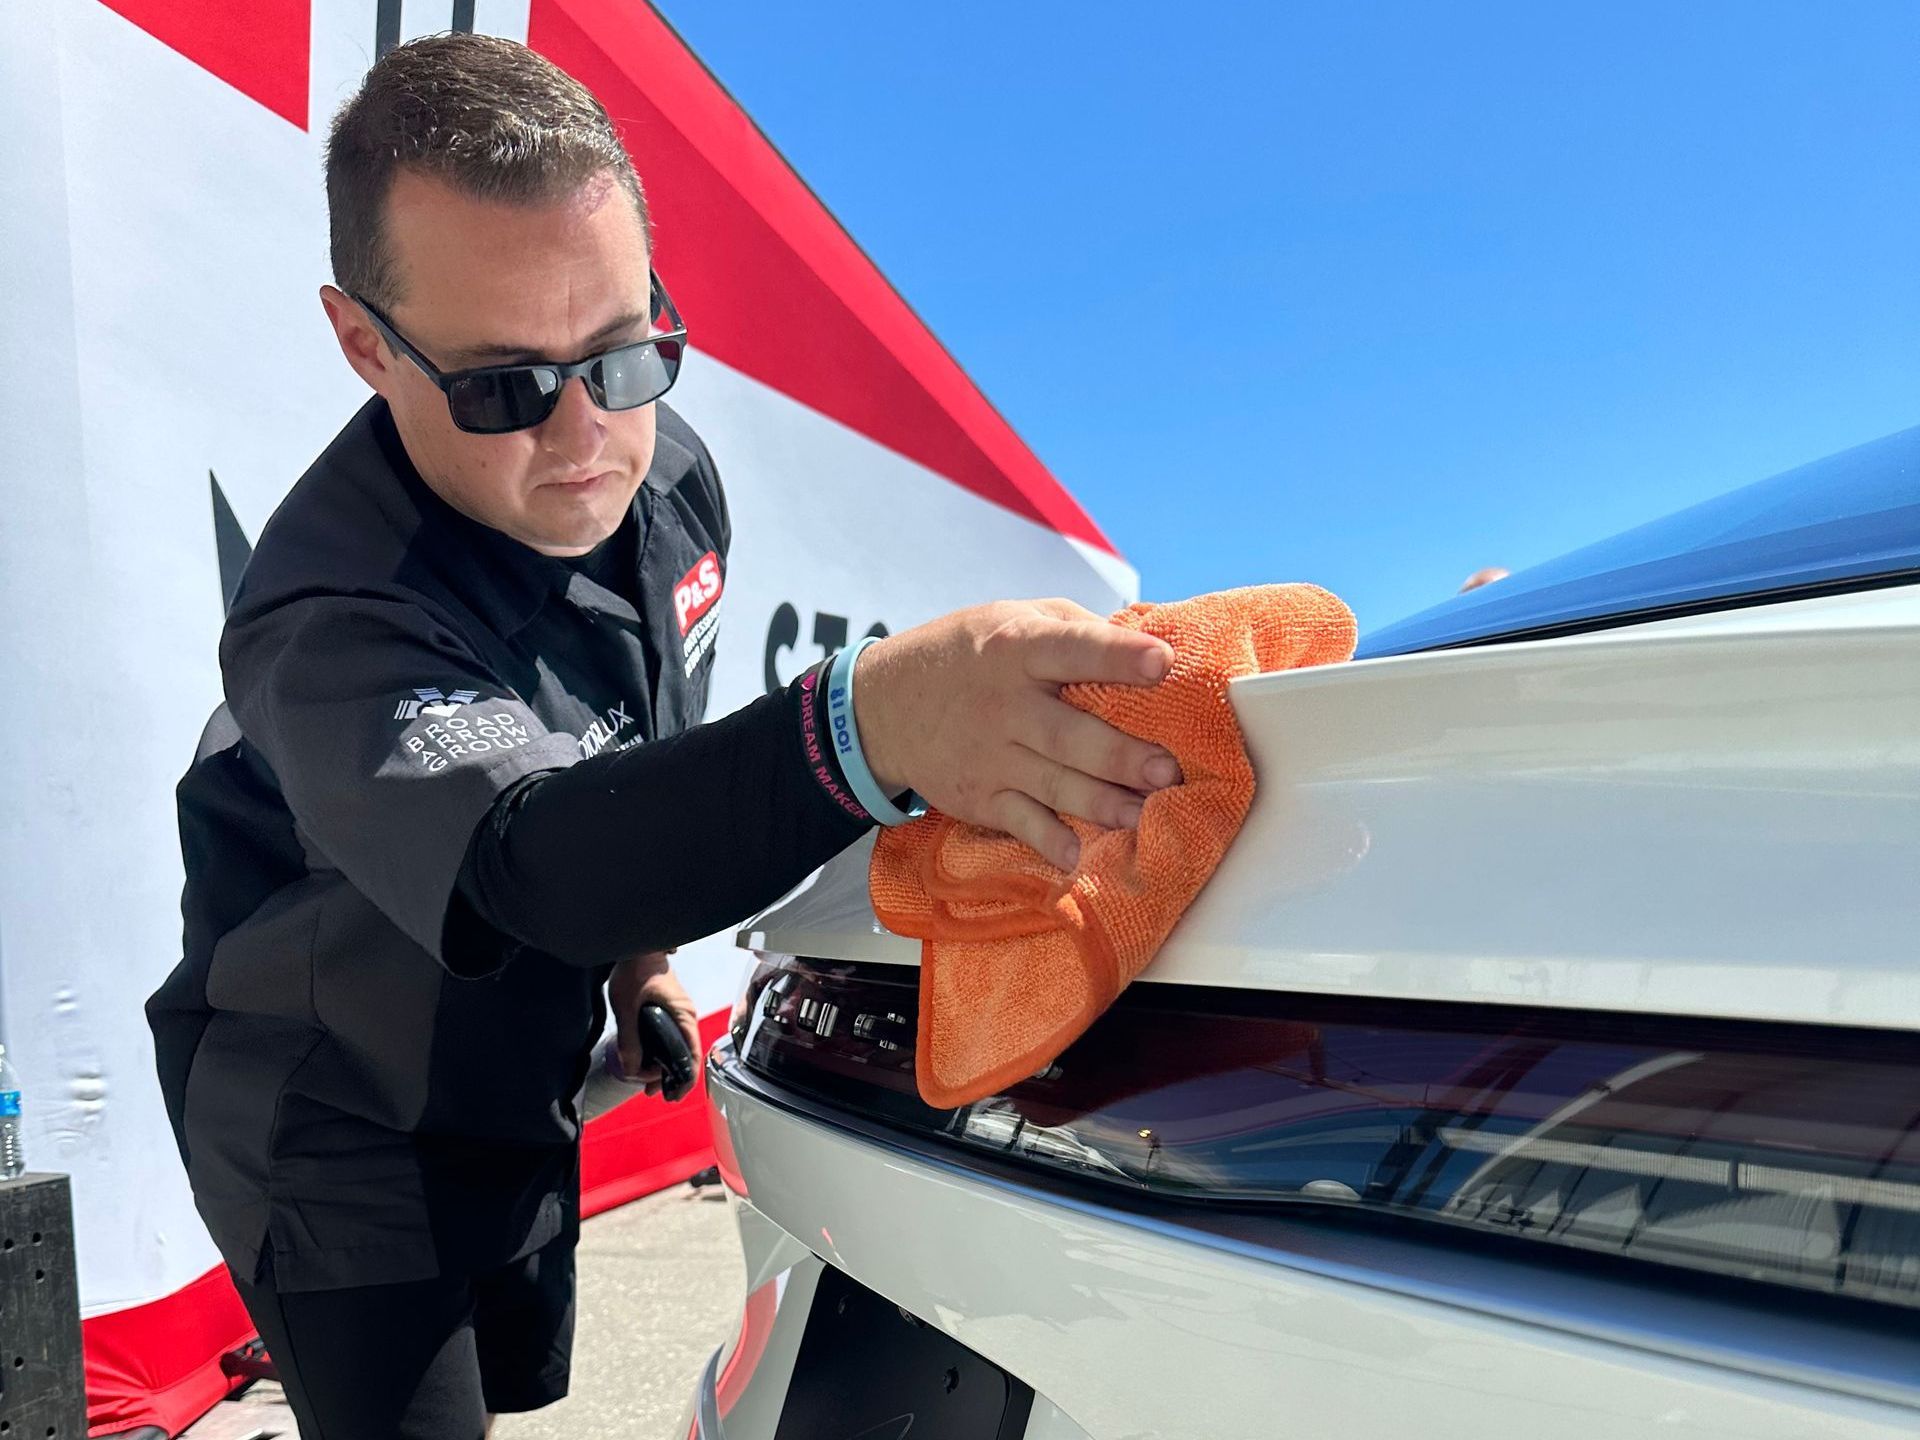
608, 951, 702, 1100
853, 599, 1184, 871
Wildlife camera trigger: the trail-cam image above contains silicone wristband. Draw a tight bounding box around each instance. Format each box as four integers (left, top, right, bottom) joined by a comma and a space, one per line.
827, 637, 926, 827
797, 659, 874, 824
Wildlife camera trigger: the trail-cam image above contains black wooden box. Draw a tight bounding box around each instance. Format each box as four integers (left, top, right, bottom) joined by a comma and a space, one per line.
0, 1174, 86, 1440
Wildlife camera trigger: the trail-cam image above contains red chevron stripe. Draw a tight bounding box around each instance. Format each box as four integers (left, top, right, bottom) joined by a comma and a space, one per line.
96, 0, 309, 130
529, 0, 1117, 553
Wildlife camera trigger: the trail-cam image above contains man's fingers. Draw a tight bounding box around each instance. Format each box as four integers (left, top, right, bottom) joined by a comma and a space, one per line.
988, 791, 1081, 872
614, 1008, 644, 1079
1026, 597, 1101, 624
1026, 700, 1182, 792
1019, 618, 1173, 687
1008, 746, 1148, 831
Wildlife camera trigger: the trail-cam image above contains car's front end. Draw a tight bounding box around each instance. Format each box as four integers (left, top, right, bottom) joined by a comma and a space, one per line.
684, 425, 1920, 1439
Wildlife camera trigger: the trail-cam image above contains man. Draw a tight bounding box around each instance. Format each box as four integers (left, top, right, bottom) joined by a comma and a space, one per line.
146, 32, 1181, 1439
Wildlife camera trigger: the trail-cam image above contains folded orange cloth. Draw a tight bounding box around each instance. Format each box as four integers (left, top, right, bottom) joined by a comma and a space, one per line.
870, 583, 1357, 1109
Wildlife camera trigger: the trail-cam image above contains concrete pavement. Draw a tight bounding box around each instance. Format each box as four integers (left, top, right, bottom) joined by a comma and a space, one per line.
182, 1181, 745, 1439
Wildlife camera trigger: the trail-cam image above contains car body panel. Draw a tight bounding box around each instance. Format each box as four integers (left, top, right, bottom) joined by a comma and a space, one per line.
693, 1054, 1920, 1439
743, 587, 1920, 1030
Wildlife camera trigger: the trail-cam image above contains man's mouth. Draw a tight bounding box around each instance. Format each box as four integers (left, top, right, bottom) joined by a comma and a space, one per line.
542, 470, 614, 492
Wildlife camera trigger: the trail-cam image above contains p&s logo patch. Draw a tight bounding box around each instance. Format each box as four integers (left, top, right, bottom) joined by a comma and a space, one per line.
676, 551, 724, 674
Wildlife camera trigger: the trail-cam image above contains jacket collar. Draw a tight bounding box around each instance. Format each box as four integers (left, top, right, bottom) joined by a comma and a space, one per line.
367, 398, 648, 640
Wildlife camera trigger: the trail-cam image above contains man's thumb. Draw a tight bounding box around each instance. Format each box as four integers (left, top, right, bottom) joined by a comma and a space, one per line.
614, 1006, 645, 1079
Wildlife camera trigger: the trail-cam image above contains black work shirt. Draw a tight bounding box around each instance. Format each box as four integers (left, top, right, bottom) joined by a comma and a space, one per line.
557, 508, 643, 607
149, 397, 871, 1291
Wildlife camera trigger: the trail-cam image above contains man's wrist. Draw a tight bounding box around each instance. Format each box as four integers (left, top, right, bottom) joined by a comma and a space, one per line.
851, 640, 909, 797
617, 949, 673, 979
796, 657, 876, 824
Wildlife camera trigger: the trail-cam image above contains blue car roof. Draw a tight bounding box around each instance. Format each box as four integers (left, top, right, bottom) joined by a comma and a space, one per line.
1358, 423, 1920, 659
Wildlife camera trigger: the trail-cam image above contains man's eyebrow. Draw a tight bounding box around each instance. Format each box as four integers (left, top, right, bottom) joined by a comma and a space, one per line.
443, 310, 650, 368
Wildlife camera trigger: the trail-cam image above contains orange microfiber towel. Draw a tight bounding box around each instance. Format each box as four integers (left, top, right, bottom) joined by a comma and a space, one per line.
870, 583, 1357, 1110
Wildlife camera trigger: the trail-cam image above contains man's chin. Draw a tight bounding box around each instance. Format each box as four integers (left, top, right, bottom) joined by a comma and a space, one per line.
514, 471, 638, 551
520, 509, 627, 558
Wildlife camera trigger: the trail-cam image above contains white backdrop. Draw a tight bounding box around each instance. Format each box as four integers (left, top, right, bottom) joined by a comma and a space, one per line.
0, 0, 1135, 1323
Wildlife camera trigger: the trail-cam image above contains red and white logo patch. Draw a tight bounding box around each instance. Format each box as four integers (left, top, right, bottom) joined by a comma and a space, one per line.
673, 551, 723, 636
675, 551, 725, 674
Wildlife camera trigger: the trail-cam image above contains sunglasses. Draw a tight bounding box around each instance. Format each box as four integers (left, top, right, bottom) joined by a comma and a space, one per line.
353, 271, 687, 435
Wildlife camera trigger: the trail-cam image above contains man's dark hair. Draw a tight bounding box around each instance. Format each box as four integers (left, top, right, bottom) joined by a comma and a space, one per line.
326, 32, 650, 309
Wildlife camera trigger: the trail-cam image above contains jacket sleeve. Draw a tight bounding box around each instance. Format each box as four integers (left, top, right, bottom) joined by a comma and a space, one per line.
221, 593, 583, 973
451, 661, 876, 968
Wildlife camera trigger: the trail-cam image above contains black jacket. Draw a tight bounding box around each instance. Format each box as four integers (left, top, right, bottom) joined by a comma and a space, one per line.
148, 397, 868, 1290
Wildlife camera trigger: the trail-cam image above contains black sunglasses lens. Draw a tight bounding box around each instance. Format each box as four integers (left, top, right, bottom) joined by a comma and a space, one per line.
448, 368, 562, 434
590, 338, 682, 412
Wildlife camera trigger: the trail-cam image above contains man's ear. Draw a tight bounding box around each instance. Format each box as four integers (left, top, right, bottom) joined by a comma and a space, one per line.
320, 284, 395, 395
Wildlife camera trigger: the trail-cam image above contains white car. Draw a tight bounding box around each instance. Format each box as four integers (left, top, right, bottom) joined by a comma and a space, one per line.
684, 426, 1920, 1439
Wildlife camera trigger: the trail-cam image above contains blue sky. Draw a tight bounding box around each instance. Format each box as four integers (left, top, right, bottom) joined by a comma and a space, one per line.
659, 3, 1920, 633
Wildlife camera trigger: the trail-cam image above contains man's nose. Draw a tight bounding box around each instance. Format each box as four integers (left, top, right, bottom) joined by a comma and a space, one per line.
539, 375, 607, 467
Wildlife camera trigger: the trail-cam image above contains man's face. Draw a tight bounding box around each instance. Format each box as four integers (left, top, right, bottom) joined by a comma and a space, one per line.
323, 168, 657, 557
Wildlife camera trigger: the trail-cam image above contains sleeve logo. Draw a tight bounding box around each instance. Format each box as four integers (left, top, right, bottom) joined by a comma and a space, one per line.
393, 687, 480, 721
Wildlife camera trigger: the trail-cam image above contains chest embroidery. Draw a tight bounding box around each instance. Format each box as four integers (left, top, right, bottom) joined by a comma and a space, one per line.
674, 550, 724, 675
577, 699, 637, 760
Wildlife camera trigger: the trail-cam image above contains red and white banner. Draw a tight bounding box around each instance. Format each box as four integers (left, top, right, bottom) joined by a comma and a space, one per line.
1, 1, 1133, 1432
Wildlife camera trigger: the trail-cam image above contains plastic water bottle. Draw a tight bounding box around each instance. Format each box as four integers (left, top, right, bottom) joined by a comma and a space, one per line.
0, 1044, 24, 1180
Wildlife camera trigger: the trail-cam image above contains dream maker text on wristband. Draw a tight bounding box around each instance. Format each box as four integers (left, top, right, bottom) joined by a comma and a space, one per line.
827, 637, 927, 828
797, 660, 873, 824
